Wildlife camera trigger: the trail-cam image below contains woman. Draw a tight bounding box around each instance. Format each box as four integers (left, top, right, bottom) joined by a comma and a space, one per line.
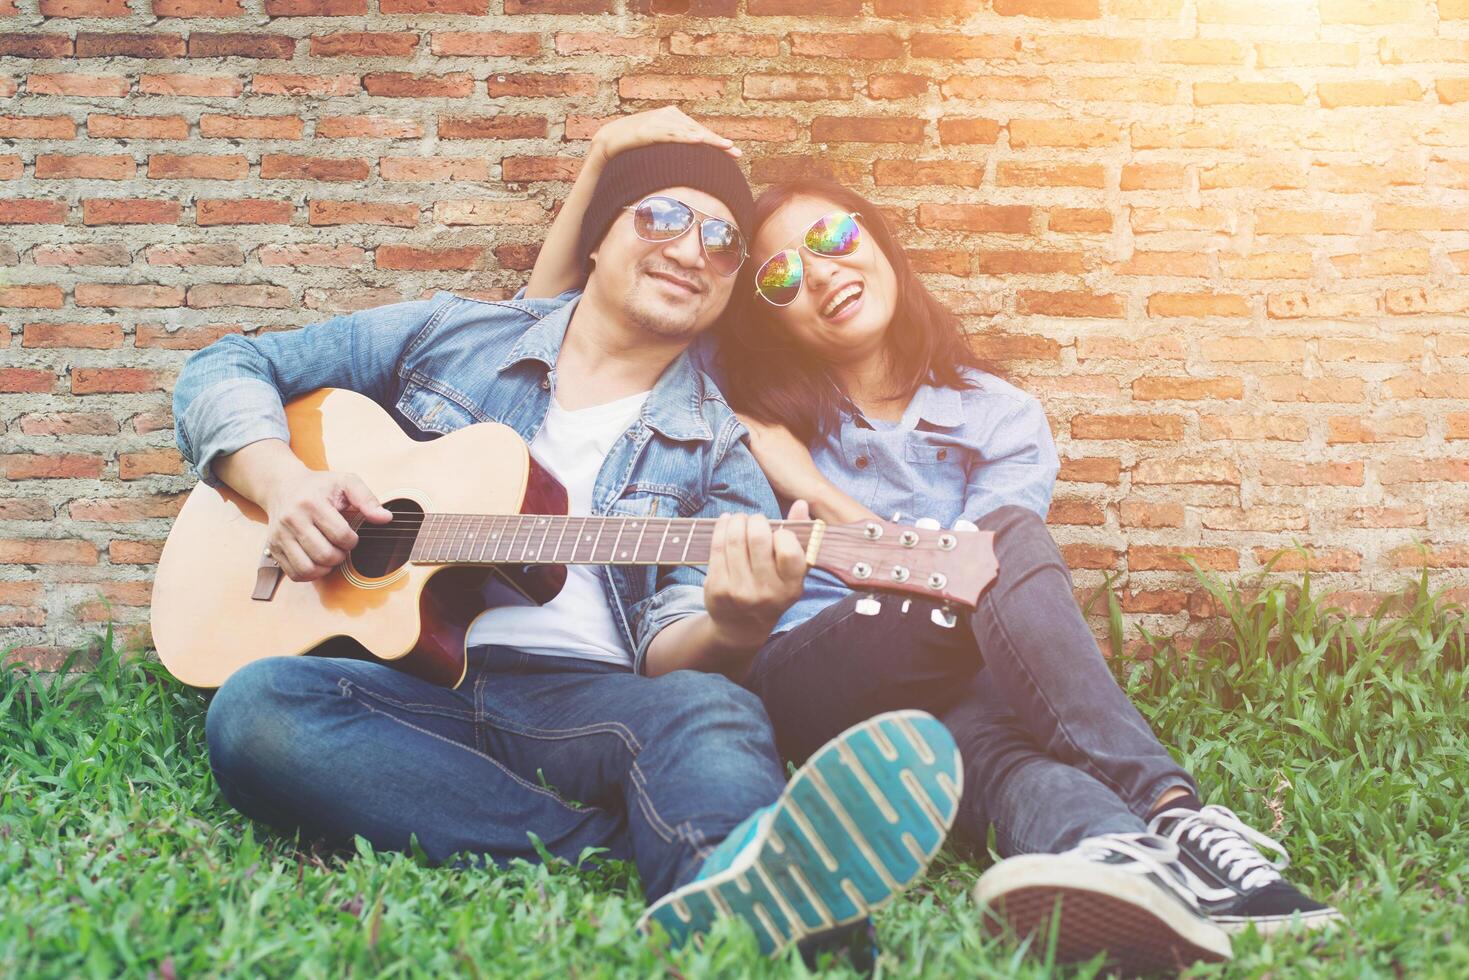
526, 109, 1339, 968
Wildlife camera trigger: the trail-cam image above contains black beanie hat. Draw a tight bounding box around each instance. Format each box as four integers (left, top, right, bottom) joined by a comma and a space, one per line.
576, 143, 755, 278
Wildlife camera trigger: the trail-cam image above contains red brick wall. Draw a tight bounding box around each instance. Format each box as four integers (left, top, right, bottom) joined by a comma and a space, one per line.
3, 1, 1468, 665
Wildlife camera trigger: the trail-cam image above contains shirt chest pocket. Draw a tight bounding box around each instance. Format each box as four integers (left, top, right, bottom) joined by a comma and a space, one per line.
608, 483, 695, 520
901, 440, 968, 523
395, 382, 485, 436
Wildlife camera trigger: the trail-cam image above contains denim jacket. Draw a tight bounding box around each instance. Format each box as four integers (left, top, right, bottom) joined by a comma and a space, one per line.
172, 289, 780, 674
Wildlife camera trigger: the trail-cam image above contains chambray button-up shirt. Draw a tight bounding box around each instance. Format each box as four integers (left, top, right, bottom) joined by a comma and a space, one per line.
768, 366, 1060, 635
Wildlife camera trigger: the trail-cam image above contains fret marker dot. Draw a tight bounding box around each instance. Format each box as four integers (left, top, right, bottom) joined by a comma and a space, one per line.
620, 551, 628, 557
672, 536, 681, 544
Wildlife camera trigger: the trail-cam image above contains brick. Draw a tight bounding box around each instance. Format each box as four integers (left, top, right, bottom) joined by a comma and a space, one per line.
75, 283, 184, 308
1072, 414, 1183, 440
18, 412, 120, 437
147, 154, 249, 180
0, 118, 74, 143
381, 156, 488, 182
1119, 499, 1185, 528
1253, 547, 1360, 573
1047, 497, 1105, 525
135, 322, 244, 346
1133, 376, 1242, 400
1200, 162, 1308, 190
750, 156, 866, 184
155, 0, 244, 13
1110, 252, 1210, 277
28, 73, 130, 97
869, 74, 929, 99
1059, 456, 1121, 484
1132, 456, 1239, 484
1076, 334, 1185, 360
257, 155, 365, 182
1120, 163, 1188, 190
1267, 291, 1378, 319
0, 452, 105, 478
812, 116, 925, 143
967, 333, 1062, 362
977, 249, 1086, 274
1448, 413, 1469, 440
1329, 248, 1430, 277
145, 243, 245, 266
1388, 543, 1469, 570
1259, 460, 1364, 486
1132, 207, 1233, 233
0, 539, 99, 565
1199, 506, 1308, 532
792, 33, 903, 59
186, 284, 293, 308
1341, 504, 1426, 527
0, 36, 75, 59
316, 33, 419, 57
744, 74, 851, 101
1119, 590, 1189, 615
75, 33, 187, 59
905, 249, 969, 275
946, 75, 1051, 101
33, 244, 132, 266
263, 0, 364, 12
619, 75, 726, 101
316, 116, 424, 139
87, 114, 189, 139
376, 245, 484, 271
1320, 0, 1420, 25
1129, 546, 1237, 572
380, 0, 483, 10
1199, 414, 1307, 441
188, 33, 296, 59
487, 73, 598, 98
992, 0, 1099, 16
874, 159, 984, 187
750, 0, 859, 12
434, 198, 543, 226
1147, 293, 1250, 318
71, 367, 169, 393
918, 204, 1030, 233
671, 32, 779, 57
1017, 290, 1124, 317
506, 0, 608, 10
499, 156, 579, 183
998, 162, 1105, 188
0, 200, 68, 224
22, 323, 123, 348
196, 199, 293, 225
1376, 457, 1469, 484
1318, 336, 1423, 362
1385, 288, 1469, 315
1256, 42, 1359, 67
82, 199, 181, 225
438, 116, 546, 140
931, 117, 1000, 145
1, 286, 66, 309
687, 115, 801, 141
911, 34, 1021, 59
433, 32, 537, 57
1200, 337, 1306, 362
1010, 118, 1117, 148
110, 540, 164, 564
1326, 416, 1426, 444
0, 500, 54, 521
1319, 79, 1423, 107
551, 33, 652, 56
494, 244, 540, 270
0, 369, 55, 393
1049, 209, 1112, 233
365, 73, 475, 98
1260, 376, 1365, 402
308, 200, 419, 227
199, 115, 304, 140
252, 74, 357, 98
1061, 544, 1121, 569
119, 449, 185, 479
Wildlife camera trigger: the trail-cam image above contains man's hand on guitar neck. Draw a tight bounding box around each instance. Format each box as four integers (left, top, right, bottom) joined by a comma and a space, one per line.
215, 438, 393, 582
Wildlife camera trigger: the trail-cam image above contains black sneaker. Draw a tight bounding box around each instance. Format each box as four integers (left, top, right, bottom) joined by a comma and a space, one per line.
1148, 804, 1343, 935
974, 833, 1233, 973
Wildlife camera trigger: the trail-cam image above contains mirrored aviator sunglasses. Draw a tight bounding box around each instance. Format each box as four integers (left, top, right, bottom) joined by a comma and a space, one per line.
754, 211, 863, 307
624, 195, 747, 278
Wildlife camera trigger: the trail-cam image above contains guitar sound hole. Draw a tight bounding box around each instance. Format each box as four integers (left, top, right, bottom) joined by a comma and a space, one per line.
350, 499, 423, 578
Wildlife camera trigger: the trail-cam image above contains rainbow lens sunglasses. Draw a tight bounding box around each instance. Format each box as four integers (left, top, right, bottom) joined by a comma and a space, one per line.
621, 195, 747, 278
753, 210, 863, 307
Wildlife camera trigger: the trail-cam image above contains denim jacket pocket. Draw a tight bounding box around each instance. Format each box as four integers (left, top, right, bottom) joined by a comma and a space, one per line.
395, 381, 485, 436
607, 482, 696, 520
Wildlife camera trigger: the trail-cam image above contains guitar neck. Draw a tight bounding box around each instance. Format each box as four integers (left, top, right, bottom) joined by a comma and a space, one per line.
404, 513, 820, 567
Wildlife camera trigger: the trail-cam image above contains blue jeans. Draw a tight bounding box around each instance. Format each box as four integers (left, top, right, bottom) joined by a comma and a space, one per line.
206, 646, 786, 901
742, 504, 1197, 856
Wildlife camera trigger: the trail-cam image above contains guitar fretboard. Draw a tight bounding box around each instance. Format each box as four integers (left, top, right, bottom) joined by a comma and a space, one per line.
404, 514, 817, 567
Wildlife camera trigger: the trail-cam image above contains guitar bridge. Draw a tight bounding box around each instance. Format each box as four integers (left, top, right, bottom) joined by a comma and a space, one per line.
252, 551, 284, 601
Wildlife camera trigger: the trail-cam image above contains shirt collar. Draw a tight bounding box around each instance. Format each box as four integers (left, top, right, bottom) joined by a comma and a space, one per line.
845, 380, 966, 430
496, 291, 714, 443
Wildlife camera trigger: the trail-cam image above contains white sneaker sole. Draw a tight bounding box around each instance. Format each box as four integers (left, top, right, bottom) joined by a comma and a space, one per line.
975, 853, 1234, 972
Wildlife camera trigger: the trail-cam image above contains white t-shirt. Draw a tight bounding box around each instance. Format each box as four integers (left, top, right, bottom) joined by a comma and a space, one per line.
465, 388, 651, 667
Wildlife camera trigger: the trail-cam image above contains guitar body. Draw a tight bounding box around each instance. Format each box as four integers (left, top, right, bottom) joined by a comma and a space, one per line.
151, 388, 568, 690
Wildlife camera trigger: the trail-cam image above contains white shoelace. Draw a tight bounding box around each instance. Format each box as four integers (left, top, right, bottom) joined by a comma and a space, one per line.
1152, 804, 1291, 892
1065, 832, 1204, 909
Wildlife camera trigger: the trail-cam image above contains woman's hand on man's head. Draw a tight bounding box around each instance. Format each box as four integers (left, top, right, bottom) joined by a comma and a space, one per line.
589, 106, 740, 169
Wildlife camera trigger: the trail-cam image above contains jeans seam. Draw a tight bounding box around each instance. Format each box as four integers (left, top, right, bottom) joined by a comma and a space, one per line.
475, 710, 687, 848
333, 675, 476, 722
980, 564, 1134, 804
336, 679, 603, 819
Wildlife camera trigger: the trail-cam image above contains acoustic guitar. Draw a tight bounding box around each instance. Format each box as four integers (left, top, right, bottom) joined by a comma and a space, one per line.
151, 388, 998, 690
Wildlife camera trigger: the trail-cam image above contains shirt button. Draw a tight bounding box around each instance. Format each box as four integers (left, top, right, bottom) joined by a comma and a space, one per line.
936, 448, 948, 461
540, 377, 550, 390
855, 455, 869, 469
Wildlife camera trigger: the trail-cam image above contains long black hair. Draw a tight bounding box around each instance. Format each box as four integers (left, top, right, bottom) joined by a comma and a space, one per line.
716, 180, 1003, 444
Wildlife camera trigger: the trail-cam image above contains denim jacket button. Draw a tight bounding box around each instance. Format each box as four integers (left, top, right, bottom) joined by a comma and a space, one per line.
540, 376, 550, 390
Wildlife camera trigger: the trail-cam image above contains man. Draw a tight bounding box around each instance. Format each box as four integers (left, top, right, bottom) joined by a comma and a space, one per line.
174, 144, 962, 958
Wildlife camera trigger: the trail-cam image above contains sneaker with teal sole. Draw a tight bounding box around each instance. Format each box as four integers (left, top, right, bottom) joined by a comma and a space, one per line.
637, 709, 963, 958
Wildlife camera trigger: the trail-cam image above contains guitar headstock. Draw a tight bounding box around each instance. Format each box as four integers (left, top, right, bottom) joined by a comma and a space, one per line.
811, 518, 998, 610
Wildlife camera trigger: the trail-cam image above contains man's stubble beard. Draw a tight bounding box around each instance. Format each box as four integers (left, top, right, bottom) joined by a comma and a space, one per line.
623, 274, 715, 342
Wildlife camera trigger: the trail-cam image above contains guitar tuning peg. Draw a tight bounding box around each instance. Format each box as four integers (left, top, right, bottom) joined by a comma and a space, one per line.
914, 517, 941, 530
854, 594, 882, 617
953, 519, 979, 533
931, 604, 958, 629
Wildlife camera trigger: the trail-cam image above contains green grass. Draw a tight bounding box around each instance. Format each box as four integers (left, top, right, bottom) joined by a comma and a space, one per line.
4, 565, 1467, 978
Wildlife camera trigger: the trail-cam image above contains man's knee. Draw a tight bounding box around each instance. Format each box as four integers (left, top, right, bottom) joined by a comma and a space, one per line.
205, 657, 333, 788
